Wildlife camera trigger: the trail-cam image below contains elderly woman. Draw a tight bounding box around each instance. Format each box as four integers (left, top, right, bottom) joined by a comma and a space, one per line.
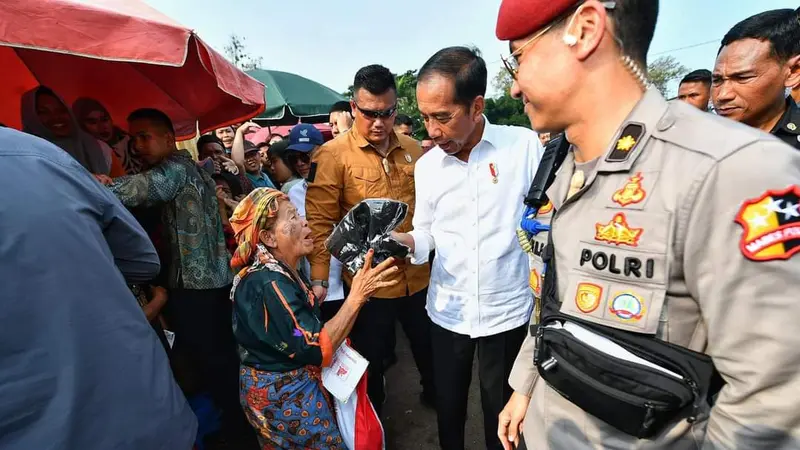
229, 188, 398, 449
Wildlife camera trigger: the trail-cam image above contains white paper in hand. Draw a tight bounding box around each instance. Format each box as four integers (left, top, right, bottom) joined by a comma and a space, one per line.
322, 342, 369, 402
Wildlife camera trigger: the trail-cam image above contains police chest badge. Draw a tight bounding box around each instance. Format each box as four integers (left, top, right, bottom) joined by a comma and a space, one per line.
612, 172, 646, 207
538, 200, 554, 216
595, 213, 643, 247
529, 268, 542, 296
575, 282, 603, 313
609, 292, 646, 323
735, 185, 800, 261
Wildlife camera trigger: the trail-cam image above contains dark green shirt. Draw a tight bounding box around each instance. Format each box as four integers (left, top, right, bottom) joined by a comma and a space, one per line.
232, 268, 325, 372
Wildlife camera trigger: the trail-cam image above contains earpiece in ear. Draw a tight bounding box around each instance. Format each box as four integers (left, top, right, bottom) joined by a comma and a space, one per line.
563, 34, 578, 47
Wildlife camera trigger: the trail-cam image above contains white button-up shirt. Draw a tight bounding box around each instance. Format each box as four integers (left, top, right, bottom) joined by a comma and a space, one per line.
409, 119, 544, 338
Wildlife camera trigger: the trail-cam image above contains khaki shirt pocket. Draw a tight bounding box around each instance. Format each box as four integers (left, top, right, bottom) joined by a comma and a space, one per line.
557, 207, 673, 335
398, 164, 415, 189
349, 166, 383, 199
560, 271, 666, 335
595, 170, 661, 211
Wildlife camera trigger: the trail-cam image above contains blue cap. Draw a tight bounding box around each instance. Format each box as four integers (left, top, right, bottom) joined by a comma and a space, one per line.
287, 124, 324, 153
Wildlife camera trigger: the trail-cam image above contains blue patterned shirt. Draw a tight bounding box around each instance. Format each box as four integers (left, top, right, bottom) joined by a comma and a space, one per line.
110, 150, 233, 289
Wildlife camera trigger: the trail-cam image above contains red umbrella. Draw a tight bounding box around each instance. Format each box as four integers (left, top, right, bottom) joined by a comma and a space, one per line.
0, 0, 265, 140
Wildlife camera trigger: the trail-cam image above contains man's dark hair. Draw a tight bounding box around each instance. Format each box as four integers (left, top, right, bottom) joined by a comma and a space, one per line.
329, 101, 352, 114
680, 69, 712, 86
418, 46, 487, 107
197, 134, 223, 151
720, 8, 800, 62
547, 1, 657, 67
353, 65, 396, 97
256, 141, 270, 149
395, 114, 414, 127
609, 0, 659, 68
127, 108, 174, 135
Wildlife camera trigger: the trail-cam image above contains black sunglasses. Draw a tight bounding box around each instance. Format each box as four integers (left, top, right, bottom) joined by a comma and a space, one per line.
286, 152, 310, 164
355, 103, 397, 119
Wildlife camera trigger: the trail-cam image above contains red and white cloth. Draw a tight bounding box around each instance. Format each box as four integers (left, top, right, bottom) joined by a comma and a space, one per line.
334, 372, 384, 450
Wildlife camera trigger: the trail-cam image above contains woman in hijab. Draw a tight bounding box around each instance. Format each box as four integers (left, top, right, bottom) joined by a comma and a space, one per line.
20, 86, 109, 175
72, 97, 143, 175
230, 188, 397, 449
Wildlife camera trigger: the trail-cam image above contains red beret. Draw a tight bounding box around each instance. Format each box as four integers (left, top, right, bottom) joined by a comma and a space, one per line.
496, 0, 578, 41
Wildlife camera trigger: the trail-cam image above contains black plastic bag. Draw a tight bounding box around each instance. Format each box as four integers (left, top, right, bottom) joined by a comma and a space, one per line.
326, 199, 410, 275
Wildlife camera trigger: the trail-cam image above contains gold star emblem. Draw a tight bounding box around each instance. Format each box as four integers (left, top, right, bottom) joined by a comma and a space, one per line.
616, 135, 637, 152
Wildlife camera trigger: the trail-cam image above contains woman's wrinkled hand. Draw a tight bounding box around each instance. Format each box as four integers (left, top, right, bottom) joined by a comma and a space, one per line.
349, 249, 399, 304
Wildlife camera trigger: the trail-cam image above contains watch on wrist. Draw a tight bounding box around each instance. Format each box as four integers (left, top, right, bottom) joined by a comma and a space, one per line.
311, 280, 329, 288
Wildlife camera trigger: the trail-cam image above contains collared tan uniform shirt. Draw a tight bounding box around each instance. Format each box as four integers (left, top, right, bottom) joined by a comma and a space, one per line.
513, 89, 800, 449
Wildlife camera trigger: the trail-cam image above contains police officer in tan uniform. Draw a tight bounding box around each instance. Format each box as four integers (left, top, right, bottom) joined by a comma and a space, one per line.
495, 1, 800, 449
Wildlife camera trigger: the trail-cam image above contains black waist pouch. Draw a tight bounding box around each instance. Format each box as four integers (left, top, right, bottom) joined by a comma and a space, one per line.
534, 314, 721, 439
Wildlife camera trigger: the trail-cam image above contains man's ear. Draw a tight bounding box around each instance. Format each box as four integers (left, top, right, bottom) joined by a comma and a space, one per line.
472, 96, 485, 122
784, 54, 800, 90
571, 2, 608, 62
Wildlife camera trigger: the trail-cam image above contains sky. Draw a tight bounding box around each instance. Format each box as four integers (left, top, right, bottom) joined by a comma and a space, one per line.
144, 0, 799, 98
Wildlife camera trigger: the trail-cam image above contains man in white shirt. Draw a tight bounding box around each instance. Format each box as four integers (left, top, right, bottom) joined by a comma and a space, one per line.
393, 46, 544, 450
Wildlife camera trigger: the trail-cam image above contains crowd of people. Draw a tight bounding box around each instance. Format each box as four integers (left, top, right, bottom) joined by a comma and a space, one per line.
1, 1, 800, 450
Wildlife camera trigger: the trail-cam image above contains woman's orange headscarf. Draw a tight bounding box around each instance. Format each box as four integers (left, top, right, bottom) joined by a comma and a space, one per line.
229, 188, 289, 271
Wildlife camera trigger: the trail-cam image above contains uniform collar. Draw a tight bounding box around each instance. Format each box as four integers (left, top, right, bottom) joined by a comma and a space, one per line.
349, 125, 402, 154
547, 88, 670, 211
770, 97, 800, 137
593, 88, 670, 175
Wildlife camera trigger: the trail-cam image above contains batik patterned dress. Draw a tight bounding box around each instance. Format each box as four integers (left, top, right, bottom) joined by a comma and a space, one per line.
231, 246, 343, 449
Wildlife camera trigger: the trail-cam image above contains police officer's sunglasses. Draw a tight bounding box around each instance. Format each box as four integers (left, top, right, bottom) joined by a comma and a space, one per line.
354, 103, 397, 119
501, 1, 617, 80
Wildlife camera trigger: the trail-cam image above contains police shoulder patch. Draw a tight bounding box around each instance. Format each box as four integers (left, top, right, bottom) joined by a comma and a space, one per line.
735, 185, 800, 261
606, 123, 645, 163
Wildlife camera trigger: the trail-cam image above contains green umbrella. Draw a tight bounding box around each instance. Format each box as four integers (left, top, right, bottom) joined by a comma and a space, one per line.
246, 69, 345, 124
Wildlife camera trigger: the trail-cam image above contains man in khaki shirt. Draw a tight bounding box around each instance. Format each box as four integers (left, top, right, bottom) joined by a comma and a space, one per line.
495, 0, 800, 449
306, 64, 434, 413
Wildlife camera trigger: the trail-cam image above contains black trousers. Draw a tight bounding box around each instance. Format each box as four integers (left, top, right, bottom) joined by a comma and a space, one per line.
164, 286, 249, 436
346, 288, 435, 416
431, 323, 527, 450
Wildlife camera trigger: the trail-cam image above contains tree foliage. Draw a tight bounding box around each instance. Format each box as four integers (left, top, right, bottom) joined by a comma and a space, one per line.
647, 56, 689, 98
224, 34, 263, 71
485, 68, 530, 128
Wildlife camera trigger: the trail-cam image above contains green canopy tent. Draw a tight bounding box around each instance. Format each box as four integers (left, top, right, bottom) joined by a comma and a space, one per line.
246, 69, 345, 125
